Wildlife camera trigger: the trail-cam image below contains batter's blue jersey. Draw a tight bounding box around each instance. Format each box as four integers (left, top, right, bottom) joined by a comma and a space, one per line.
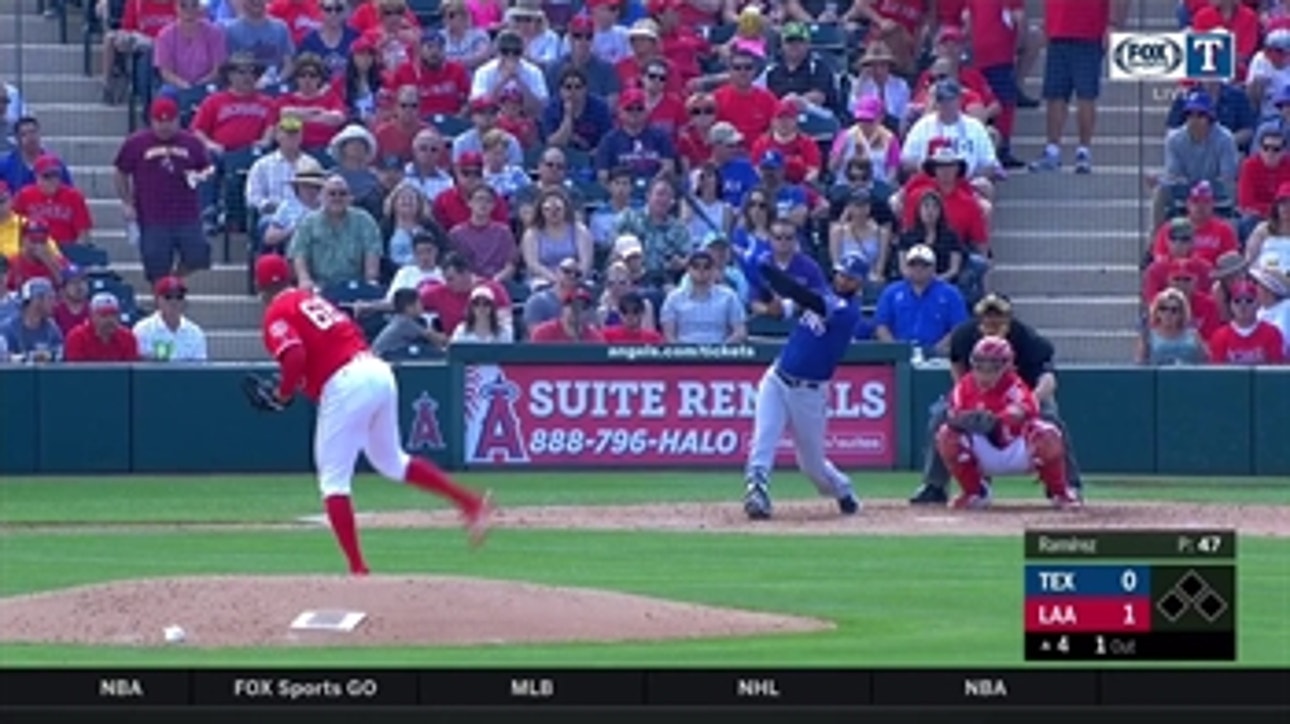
776, 293, 863, 382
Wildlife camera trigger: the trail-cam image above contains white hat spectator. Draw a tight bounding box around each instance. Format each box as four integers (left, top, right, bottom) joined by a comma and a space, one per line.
612, 234, 644, 259
708, 122, 743, 146
905, 244, 937, 266
1269, 29, 1290, 52
627, 19, 660, 41
1251, 264, 1290, 299
21, 277, 55, 305
470, 285, 497, 303
328, 125, 378, 167
90, 293, 121, 316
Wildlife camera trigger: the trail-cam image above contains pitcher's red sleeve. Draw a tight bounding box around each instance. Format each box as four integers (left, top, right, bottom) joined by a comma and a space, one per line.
276, 344, 307, 400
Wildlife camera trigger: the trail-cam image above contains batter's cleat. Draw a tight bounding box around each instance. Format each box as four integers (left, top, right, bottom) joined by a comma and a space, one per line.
743, 482, 772, 520
909, 483, 949, 505
1049, 489, 1084, 510
464, 492, 494, 548
838, 494, 862, 516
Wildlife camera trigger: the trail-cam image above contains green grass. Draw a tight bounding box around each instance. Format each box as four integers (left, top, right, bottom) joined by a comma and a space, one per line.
0, 473, 1286, 667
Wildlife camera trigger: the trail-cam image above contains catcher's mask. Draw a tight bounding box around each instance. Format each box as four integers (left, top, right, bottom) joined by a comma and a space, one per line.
970, 336, 1014, 379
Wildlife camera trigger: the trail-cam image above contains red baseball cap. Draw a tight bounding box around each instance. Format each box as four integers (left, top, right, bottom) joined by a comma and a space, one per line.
457, 150, 485, 169
937, 26, 966, 43
150, 97, 179, 122
775, 98, 800, 118
469, 96, 498, 113
1188, 180, 1215, 203
352, 35, 376, 54
619, 88, 647, 110
33, 155, 62, 177
568, 14, 594, 33
154, 276, 187, 297
1230, 279, 1259, 298
254, 254, 292, 289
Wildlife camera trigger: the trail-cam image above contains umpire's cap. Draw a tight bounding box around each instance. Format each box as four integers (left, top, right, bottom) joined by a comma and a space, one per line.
974, 293, 1012, 317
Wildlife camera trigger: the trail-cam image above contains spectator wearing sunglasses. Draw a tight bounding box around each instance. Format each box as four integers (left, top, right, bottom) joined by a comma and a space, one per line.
470, 31, 550, 112
638, 58, 688, 139
660, 248, 747, 344
1165, 260, 1224, 341
11, 155, 92, 247
348, 0, 421, 35
1168, 79, 1255, 152
543, 66, 614, 152
288, 174, 384, 289
713, 47, 779, 143
506, 3, 561, 68
441, 1, 493, 72
1237, 134, 1290, 242
133, 276, 209, 361
374, 85, 431, 163
675, 92, 718, 171
224, 0, 296, 85
1208, 279, 1286, 364
549, 15, 621, 103
1136, 288, 1208, 366
298, 0, 359, 78
274, 53, 348, 150
594, 89, 677, 184
453, 97, 525, 168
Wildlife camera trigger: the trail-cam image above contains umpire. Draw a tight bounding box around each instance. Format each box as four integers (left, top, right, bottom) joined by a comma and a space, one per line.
908, 294, 1085, 504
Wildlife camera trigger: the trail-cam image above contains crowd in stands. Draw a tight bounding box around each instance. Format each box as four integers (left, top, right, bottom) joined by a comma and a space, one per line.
1137, 0, 1290, 365
4, 0, 1290, 367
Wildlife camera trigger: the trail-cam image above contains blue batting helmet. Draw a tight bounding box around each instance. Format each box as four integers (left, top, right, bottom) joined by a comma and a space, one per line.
833, 253, 869, 282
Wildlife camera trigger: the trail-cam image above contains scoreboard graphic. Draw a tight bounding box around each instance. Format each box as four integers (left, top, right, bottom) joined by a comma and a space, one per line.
1023, 530, 1237, 661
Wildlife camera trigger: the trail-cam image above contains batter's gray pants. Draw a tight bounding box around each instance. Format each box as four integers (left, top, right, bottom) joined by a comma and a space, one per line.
919, 396, 1083, 490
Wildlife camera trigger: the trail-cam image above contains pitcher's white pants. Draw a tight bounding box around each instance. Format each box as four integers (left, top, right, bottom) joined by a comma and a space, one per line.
315, 354, 411, 497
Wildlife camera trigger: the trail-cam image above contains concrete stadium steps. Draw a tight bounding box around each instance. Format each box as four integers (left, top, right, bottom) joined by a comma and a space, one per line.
114, 262, 249, 297
0, 42, 95, 76
990, 230, 1144, 266
1012, 104, 1172, 141
0, 9, 62, 44
993, 168, 1151, 201
1009, 296, 1141, 331
990, 199, 1152, 234
990, 264, 1140, 296
182, 294, 260, 328
1045, 330, 1139, 365
27, 104, 132, 138
40, 136, 122, 167
15, 74, 104, 104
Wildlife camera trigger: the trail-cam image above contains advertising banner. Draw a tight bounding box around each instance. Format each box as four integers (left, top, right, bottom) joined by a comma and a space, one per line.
462, 363, 897, 468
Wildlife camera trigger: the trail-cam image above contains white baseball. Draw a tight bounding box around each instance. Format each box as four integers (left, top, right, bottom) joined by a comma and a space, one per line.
163, 625, 187, 644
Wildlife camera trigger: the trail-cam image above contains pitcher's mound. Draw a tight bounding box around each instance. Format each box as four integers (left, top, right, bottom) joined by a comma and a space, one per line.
0, 576, 831, 649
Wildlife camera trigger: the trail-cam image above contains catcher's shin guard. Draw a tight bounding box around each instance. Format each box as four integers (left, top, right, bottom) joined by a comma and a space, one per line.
935, 423, 987, 500
1027, 421, 1071, 499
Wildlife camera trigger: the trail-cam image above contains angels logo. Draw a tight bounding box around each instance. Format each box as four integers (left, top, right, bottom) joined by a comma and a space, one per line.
464, 366, 529, 464
405, 392, 445, 451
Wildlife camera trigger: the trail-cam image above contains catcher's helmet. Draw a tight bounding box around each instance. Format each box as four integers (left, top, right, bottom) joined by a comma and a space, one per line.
970, 335, 1014, 370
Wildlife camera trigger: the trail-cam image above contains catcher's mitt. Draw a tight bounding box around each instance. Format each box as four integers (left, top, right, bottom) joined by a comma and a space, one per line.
242, 374, 290, 413
946, 409, 999, 436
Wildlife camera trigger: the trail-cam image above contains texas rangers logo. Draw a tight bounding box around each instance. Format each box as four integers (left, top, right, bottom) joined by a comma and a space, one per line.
464, 366, 530, 464
405, 392, 445, 451
799, 309, 827, 336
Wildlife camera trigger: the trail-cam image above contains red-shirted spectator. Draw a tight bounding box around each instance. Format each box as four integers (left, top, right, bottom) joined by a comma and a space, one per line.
374, 85, 430, 163
1209, 279, 1288, 364
529, 287, 607, 343
1238, 130, 1290, 226
1030, 0, 1128, 174
845, 0, 930, 74
617, 20, 688, 97
102, 0, 178, 104
676, 92, 717, 170
1191, 0, 1260, 78
651, 0, 711, 89
1149, 181, 1240, 265
63, 293, 142, 362
663, 0, 719, 29
750, 98, 823, 184
913, 26, 999, 122
269, 0, 323, 44
495, 87, 540, 151
190, 53, 277, 153
387, 31, 470, 117
639, 58, 688, 140
4, 220, 66, 292
964, 0, 1024, 166
11, 155, 92, 246
899, 146, 990, 251
349, 0, 420, 37
714, 48, 778, 142
417, 252, 511, 344
602, 290, 664, 344
1143, 219, 1214, 304
933, 0, 966, 28
273, 53, 348, 150
431, 152, 510, 230
1167, 262, 1224, 340
52, 265, 90, 336
358, 0, 421, 71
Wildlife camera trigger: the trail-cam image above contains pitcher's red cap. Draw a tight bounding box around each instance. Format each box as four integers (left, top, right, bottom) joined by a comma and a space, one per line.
254, 254, 292, 289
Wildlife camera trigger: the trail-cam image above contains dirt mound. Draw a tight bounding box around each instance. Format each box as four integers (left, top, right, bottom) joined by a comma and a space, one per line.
329, 499, 1290, 538
0, 576, 831, 649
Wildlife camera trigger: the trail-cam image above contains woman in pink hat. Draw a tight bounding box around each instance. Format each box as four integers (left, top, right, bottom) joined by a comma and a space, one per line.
830, 96, 901, 185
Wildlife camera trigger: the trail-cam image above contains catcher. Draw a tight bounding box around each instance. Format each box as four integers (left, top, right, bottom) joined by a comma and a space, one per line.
936, 336, 1082, 510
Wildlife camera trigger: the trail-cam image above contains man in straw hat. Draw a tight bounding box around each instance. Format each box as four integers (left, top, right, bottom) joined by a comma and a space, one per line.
910, 292, 1085, 506
262, 155, 328, 250
1251, 262, 1290, 355
250, 253, 493, 574
841, 0, 927, 75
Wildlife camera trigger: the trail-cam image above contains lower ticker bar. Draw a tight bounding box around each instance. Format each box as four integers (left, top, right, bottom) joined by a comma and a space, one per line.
0, 671, 191, 707
192, 670, 419, 706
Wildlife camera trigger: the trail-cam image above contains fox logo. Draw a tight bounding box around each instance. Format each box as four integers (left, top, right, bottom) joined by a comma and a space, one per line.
406, 392, 446, 451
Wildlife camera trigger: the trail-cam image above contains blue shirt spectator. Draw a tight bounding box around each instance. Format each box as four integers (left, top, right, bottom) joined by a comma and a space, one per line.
720, 156, 760, 207
541, 92, 614, 153
874, 244, 969, 353
1168, 83, 1256, 151
223, 13, 295, 76
0, 151, 73, 193
298, 26, 359, 79
595, 124, 676, 182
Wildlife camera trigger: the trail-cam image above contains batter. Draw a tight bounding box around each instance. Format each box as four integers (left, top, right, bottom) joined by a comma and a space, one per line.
742, 253, 868, 520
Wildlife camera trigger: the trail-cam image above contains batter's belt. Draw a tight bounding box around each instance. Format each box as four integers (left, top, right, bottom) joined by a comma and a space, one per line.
775, 368, 823, 390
